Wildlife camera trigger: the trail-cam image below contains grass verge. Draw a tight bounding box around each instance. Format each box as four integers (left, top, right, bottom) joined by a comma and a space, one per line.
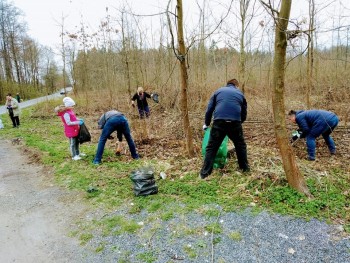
1, 101, 349, 235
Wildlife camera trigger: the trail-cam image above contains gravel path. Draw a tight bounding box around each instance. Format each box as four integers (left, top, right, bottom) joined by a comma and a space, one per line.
0, 139, 98, 263
0, 139, 349, 263
85, 204, 350, 263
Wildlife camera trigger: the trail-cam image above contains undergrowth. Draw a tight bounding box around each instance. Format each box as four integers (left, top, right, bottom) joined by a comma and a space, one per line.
1, 100, 349, 237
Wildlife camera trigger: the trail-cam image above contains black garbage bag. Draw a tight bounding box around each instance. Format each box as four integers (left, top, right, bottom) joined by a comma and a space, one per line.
79, 123, 91, 144
130, 167, 158, 196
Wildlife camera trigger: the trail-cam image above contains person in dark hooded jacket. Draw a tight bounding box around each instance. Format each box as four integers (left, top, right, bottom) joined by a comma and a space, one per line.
288, 109, 339, 161
200, 79, 250, 179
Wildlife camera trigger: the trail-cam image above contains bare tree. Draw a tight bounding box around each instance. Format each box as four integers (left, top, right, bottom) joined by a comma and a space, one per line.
306, 0, 315, 109
238, 0, 258, 94
167, 0, 195, 156
119, 8, 132, 97
260, 0, 310, 195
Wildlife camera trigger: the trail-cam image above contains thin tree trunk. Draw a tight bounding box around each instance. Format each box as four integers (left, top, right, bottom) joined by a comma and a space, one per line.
271, 0, 310, 196
306, 0, 315, 109
10, 33, 21, 84
121, 18, 131, 97
239, 0, 248, 94
176, 0, 195, 157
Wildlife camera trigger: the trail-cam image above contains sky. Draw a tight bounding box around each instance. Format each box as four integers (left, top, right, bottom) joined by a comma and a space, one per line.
11, 0, 167, 48
10, 0, 350, 50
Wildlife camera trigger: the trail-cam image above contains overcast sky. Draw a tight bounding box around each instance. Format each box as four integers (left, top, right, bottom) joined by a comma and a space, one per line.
10, 0, 350, 50
11, 0, 168, 48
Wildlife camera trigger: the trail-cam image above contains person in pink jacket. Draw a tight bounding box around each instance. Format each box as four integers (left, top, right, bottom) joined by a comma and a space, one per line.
55, 97, 84, 160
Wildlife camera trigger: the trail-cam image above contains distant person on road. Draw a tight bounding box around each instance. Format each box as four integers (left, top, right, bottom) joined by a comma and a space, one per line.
93, 110, 139, 165
131, 87, 153, 119
288, 109, 339, 161
15, 93, 21, 103
200, 79, 250, 179
5, 93, 20, 128
55, 97, 84, 161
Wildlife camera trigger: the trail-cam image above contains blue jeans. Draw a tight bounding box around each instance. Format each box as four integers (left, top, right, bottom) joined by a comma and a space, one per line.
306, 116, 338, 160
93, 116, 139, 163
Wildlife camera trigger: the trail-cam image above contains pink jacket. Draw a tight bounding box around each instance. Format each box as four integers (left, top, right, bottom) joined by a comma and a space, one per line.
57, 108, 80, 138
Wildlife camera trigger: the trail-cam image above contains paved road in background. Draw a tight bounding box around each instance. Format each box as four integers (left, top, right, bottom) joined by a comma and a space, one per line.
0, 92, 62, 115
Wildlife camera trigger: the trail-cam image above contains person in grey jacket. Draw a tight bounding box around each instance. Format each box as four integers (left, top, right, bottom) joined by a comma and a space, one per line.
93, 110, 139, 165
200, 79, 250, 179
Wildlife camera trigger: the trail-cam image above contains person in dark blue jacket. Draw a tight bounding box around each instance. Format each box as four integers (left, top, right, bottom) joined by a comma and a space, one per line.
288, 110, 339, 161
200, 79, 250, 179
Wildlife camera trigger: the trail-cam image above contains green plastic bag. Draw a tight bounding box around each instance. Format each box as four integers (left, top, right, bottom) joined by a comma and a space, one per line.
201, 128, 229, 168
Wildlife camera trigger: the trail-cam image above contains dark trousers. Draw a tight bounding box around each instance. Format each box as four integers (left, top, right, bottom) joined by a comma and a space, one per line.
138, 106, 150, 119
200, 120, 249, 178
9, 113, 20, 127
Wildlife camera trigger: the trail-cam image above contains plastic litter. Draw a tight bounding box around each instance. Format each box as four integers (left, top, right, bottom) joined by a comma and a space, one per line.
201, 127, 229, 168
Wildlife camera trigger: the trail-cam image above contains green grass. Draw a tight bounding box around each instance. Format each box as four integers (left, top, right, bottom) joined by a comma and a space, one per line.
204, 222, 223, 234
229, 231, 243, 241
136, 251, 157, 263
1, 102, 350, 235
183, 245, 197, 259
79, 233, 93, 245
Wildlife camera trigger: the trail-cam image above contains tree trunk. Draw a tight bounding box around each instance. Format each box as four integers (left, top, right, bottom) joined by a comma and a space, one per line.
121, 11, 132, 98
306, 0, 315, 109
239, 0, 248, 94
271, 0, 310, 196
176, 0, 195, 157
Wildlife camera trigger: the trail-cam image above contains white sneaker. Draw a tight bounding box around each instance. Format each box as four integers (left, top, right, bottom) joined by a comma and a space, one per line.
72, 155, 82, 161
79, 153, 86, 157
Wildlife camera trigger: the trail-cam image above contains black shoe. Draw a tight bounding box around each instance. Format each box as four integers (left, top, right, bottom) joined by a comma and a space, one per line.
199, 173, 209, 180
241, 166, 250, 173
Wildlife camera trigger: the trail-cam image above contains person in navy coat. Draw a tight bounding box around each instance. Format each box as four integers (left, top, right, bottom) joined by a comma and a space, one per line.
200, 79, 250, 179
288, 109, 339, 161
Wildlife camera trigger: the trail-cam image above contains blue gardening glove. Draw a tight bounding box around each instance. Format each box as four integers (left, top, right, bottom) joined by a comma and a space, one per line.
7, 105, 12, 109
203, 124, 208, 131
79, 119, 84, 125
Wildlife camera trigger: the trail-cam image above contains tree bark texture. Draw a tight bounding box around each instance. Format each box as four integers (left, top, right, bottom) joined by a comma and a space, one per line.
272, 0, 310, 195
176, 0, 195, 157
